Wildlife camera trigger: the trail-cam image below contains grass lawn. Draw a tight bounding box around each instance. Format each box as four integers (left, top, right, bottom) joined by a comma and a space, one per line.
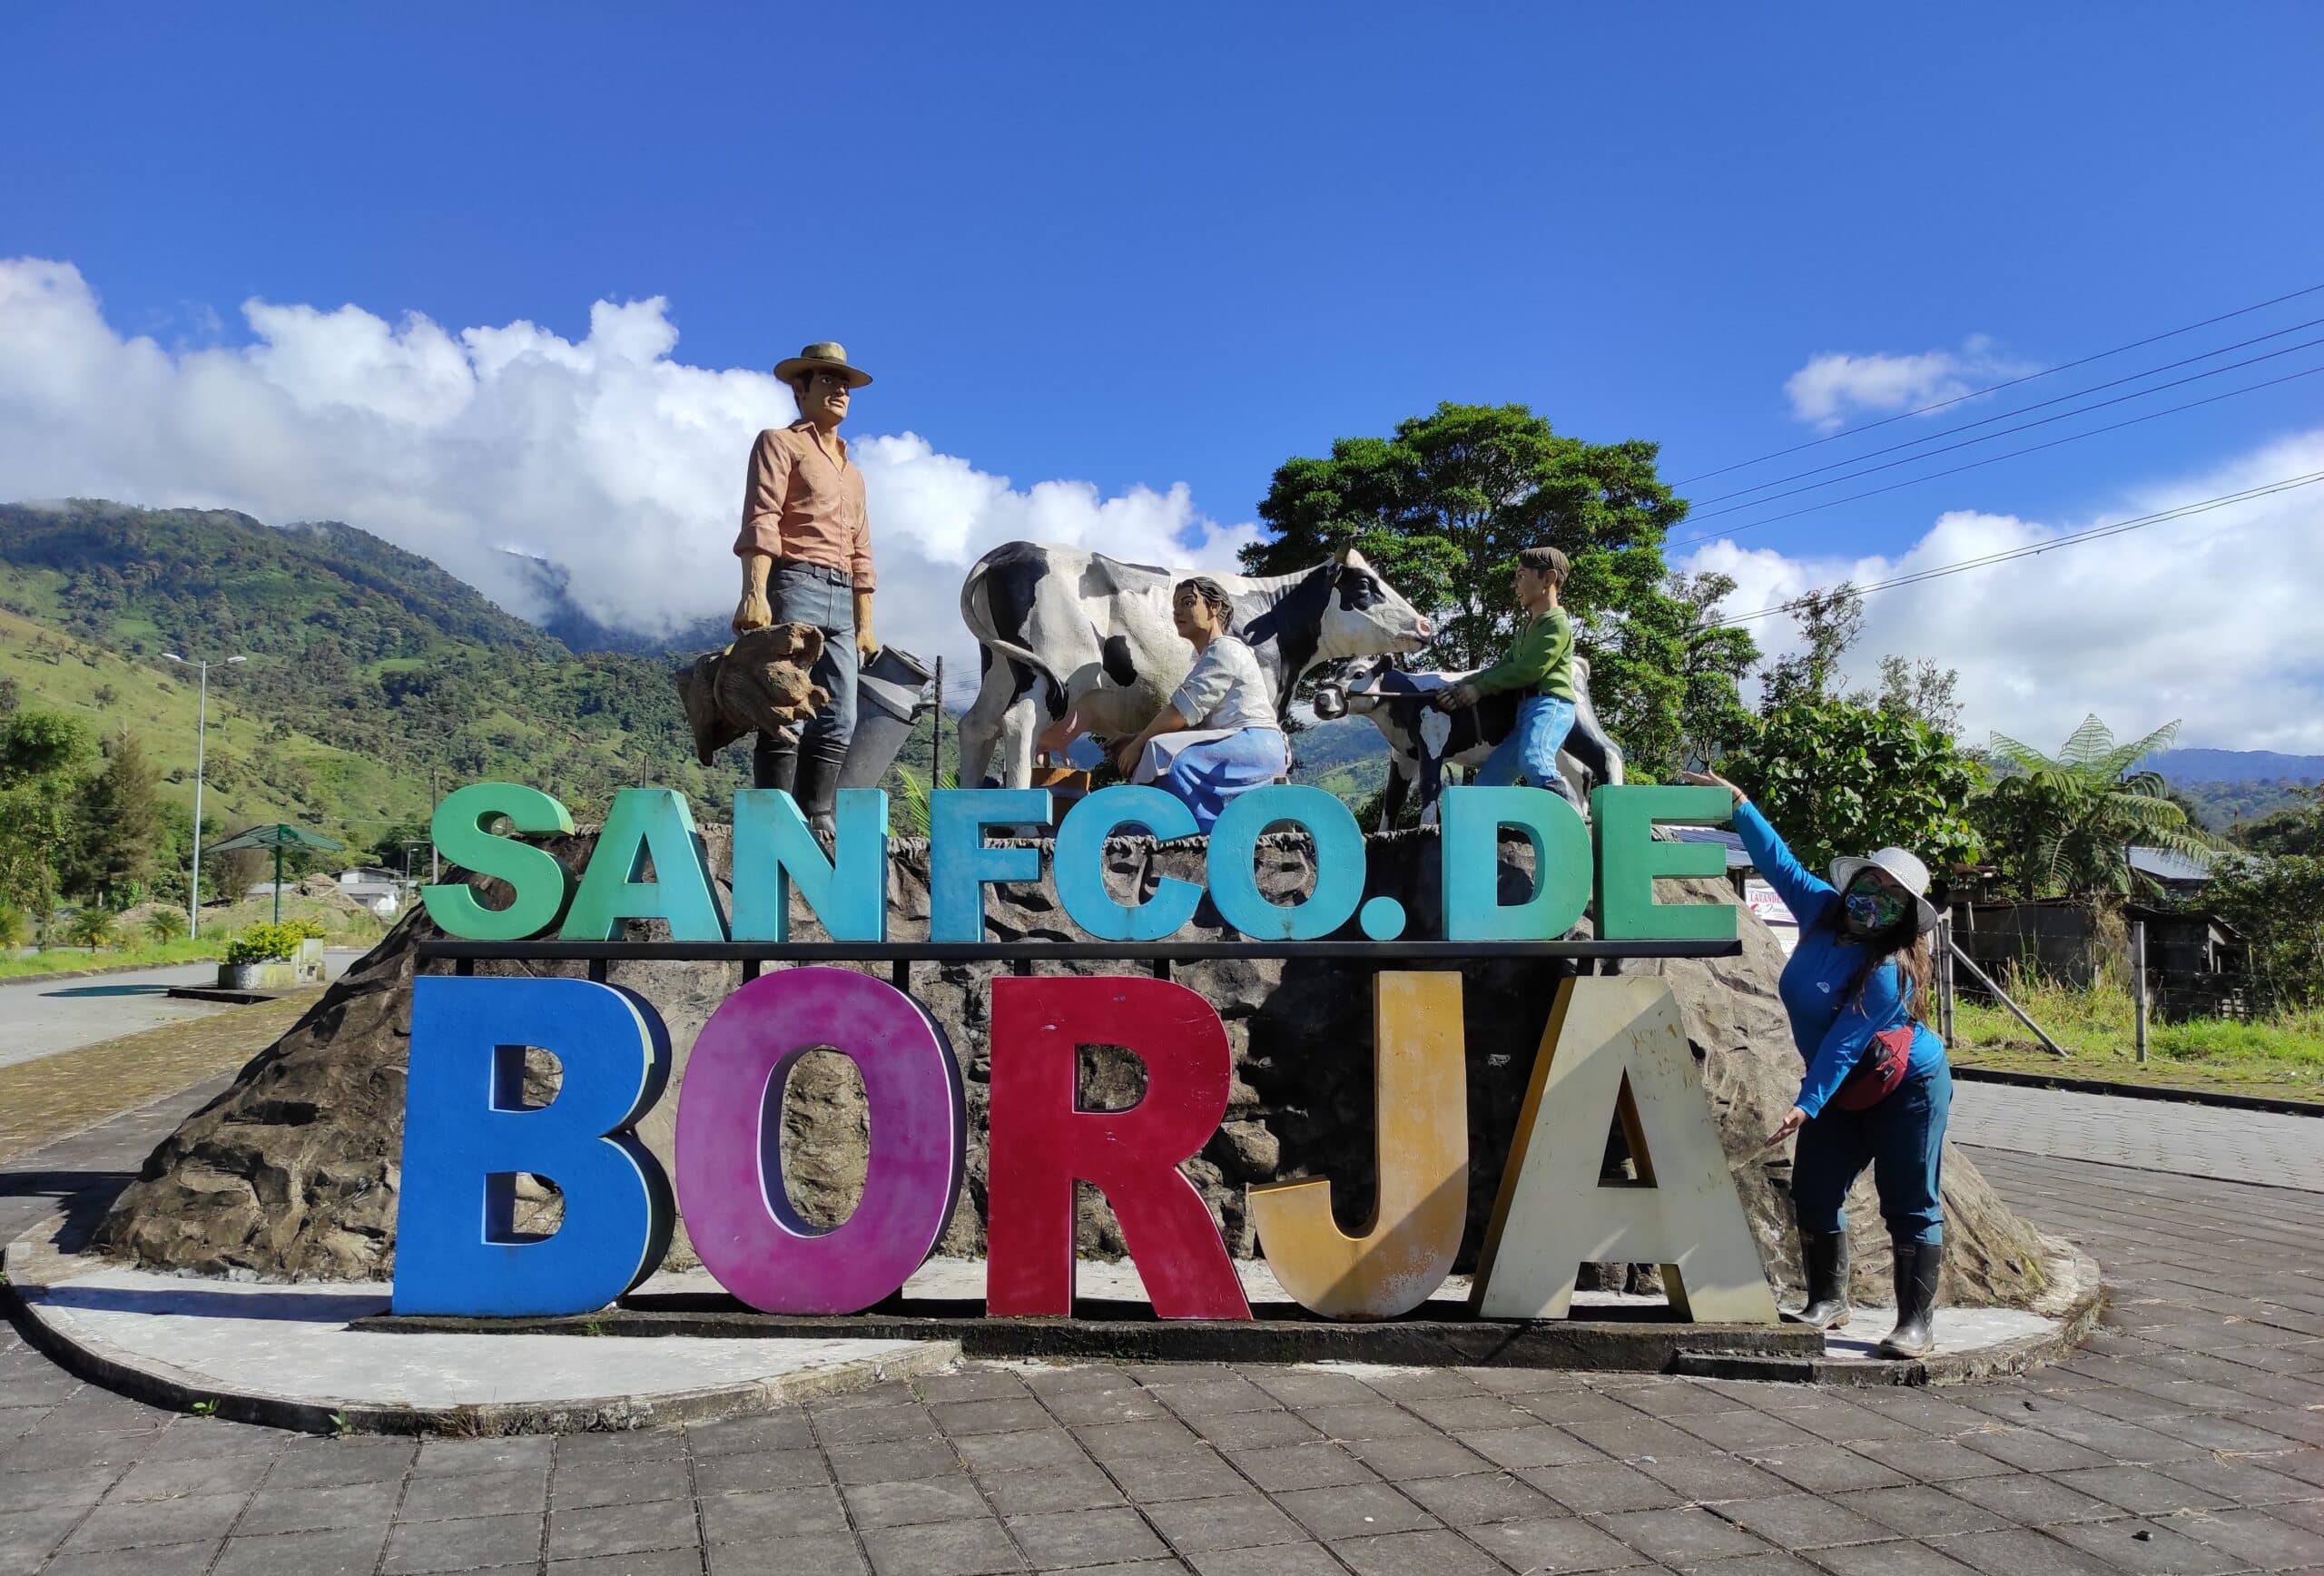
0, 936, 229, 980
1950, 976, 2324, 1106
2, 893, 389, 981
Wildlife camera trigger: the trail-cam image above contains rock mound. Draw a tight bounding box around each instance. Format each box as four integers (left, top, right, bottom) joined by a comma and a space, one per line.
96, 827, 2056, 1308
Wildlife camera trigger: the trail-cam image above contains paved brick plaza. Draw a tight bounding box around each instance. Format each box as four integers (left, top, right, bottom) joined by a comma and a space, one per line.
2, 1080, 2320, 1575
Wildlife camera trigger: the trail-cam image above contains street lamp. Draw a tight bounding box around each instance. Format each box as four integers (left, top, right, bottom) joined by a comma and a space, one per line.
162, 653, 246, 938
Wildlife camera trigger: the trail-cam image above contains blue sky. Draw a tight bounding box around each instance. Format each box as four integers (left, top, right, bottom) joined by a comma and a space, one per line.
4, 2, 2322, 745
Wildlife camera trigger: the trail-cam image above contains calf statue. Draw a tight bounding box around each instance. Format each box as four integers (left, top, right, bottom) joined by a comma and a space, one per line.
1314, 654, 1625, 831
956, 542, 1433, 790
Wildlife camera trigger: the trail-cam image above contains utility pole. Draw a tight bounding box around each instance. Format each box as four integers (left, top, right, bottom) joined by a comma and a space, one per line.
932, 655, 946, 787
429, 764, 441, 884
163, 653, 244, 938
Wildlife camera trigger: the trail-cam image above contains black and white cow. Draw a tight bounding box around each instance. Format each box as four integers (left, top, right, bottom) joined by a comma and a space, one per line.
957, 542, 1433, 789
1311, 654, 1625, 830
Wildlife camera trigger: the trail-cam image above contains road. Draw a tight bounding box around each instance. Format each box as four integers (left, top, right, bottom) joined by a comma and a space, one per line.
0, 953, 360, 1070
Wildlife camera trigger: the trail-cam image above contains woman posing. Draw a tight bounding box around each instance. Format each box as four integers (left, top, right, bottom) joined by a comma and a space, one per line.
1108, 576, 1287, 832
1684, 767, 1953, 1359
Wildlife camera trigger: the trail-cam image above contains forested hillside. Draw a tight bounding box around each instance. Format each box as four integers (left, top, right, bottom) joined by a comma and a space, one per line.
0, 502, 752, 842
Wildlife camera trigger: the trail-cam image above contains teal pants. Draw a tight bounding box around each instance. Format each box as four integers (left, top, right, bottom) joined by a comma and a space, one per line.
1791, 1058, 1952, 1246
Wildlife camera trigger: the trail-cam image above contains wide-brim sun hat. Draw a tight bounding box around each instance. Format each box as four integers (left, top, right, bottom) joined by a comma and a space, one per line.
1828, 846, 1941, 936
773, 340, 873, 388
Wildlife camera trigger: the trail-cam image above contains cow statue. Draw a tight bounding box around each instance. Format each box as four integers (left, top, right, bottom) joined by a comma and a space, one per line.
957, 542, 1433, 790
1311, 653, 1625, 831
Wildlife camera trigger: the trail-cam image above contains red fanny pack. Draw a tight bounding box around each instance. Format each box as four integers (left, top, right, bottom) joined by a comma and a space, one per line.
1834, 1025, 1915, 1110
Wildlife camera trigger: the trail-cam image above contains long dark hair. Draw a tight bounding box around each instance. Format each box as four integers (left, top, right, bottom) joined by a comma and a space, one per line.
1844, 922, 1935, 1024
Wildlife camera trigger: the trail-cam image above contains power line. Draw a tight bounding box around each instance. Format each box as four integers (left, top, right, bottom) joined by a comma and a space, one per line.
1688, 314, 2324, 509
1676, 337, 2324, 537
1670, 281, 2324, 487
1710, 470, 2324, 627
1674, 360, 2324, 546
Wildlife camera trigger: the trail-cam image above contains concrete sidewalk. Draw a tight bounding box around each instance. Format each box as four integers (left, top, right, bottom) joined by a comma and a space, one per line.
1953, 1079, 2324, 1192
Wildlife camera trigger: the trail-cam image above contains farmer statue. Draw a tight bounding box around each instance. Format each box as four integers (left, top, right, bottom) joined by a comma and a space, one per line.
733, 340, 880, 835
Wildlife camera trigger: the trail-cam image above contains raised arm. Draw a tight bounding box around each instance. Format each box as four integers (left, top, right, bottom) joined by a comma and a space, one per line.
1730, 798, 1836, 931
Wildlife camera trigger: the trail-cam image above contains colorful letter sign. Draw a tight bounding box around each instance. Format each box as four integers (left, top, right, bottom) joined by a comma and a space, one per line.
396, 777, 1777, 1331
675, 968, 962, 1314
985, 976, 1251, 1319
1246, 972, 1467, 1320
1471, 976, 1777, 1324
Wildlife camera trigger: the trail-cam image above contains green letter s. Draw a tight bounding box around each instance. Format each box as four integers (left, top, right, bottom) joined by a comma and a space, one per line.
421, 783, 578, 941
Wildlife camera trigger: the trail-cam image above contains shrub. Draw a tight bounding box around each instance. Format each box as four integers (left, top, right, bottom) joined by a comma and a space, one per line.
143, 908, 188, 944
225, 922, 305, 964
64, 909, 117, 950
0, 904, 28, 950
289, 915, 330, 940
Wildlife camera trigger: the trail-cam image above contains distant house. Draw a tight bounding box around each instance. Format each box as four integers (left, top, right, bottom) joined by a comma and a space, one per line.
2127, 845, 2215, 898
335, 868, 403, 917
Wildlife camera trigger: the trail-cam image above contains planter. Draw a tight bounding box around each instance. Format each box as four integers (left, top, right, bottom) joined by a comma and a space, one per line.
217, 960, 298, 991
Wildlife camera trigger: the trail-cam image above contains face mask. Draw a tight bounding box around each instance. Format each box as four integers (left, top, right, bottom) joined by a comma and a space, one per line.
1842, 881, 1908, 939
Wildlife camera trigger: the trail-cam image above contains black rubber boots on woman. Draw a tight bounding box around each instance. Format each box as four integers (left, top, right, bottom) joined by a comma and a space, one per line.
1878, 1237, 1944, 1358
1783, 1230, 1851, 1330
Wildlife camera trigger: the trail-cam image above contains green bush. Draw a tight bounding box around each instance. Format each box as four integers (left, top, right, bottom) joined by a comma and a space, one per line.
0, 904, 28, 950
225, 922, 306, 964
64, 908, 116, 950
289, 915, 330, 940
143, 908, 188, 943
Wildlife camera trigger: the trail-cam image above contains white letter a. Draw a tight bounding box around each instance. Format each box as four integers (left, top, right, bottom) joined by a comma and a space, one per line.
1472, 976, 1777, 1324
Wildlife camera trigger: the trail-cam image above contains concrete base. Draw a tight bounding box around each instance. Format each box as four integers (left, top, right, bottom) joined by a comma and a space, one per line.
4, 1212, 955, 1436
162, 985, 281, 1005
365, 1252, 2096, 1387
8, 1221, 2100, 1436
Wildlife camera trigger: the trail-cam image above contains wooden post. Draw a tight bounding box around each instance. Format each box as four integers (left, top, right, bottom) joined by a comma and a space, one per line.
1945, 935, 2070, 1059
2133, 920, 2151, 1065
1938, 911, 1956, 1048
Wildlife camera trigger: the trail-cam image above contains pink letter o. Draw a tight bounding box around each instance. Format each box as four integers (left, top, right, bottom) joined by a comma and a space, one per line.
675, 967, 963, 1313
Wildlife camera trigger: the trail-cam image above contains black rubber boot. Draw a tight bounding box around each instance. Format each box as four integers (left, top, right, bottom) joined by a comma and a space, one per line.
1878, 1237, 1944, 1359
1783, 1230, 1851, 1330
795, 750, 842, 842
753, 731, 799, 794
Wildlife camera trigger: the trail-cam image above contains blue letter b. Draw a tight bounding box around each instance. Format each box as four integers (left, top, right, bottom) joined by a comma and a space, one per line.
393, 977, 674, 1315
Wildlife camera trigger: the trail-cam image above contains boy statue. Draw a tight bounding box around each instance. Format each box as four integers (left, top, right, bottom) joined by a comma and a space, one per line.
1432, 544, 1580, 803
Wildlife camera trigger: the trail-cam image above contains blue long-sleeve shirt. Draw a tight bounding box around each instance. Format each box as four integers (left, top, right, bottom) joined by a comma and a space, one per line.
1733, 800, 1945, 1118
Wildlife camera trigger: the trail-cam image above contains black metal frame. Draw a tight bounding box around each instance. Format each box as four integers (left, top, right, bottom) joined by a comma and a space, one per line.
415, 936, 1740, 984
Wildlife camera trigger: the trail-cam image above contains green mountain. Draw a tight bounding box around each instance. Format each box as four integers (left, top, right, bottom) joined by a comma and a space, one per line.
0, 500, 751, 851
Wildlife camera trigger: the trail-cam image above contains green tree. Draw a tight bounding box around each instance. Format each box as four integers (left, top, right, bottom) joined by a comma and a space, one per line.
2231, 785, 2324, 857
1974, 716, 2218, 900
65, 734, 164, 906
1756, 583, 1866, 714
0, 710, 99, 914
1725, 697, 1982, 874
64, 907, 117, 950
143, 906, 188, 944
1239, 402, 1748, 778
1665, 570, 1762, 768
2204, 851, 2324, 1012
1875, 655, 1964, 736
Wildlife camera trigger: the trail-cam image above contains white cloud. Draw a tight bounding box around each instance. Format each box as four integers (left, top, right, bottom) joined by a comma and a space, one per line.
1680, 429, 2324, 753
1783, 335, 2034, 430
0, 259, 1262, 700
